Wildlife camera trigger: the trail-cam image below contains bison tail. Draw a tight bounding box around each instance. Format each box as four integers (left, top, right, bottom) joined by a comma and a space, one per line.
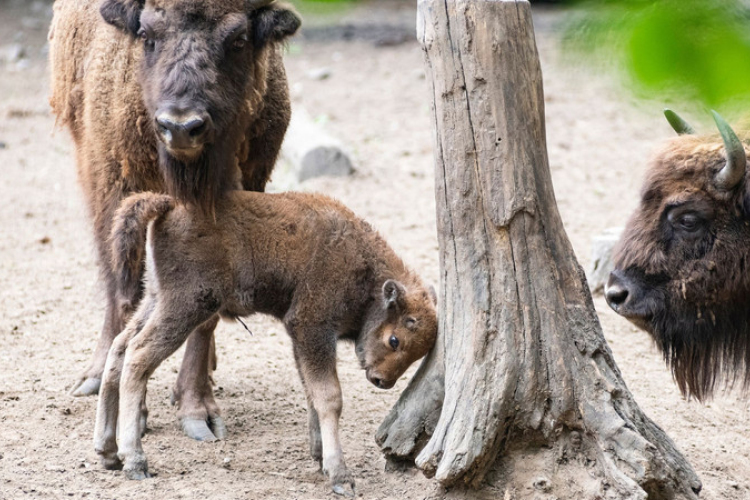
110, 193, 175, 317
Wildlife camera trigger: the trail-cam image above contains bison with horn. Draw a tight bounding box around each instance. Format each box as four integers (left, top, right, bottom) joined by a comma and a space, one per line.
606, 110, 750, 400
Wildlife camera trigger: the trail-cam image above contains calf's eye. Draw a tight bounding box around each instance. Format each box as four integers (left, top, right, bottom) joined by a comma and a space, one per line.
138, 30, 155, 52
389, 335, 399, 351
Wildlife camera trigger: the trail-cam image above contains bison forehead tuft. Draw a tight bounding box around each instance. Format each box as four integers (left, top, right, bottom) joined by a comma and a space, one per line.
148, 0, 248, 20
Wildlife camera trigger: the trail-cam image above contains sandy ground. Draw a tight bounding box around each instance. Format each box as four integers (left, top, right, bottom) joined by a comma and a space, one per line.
1, 1, 749, 499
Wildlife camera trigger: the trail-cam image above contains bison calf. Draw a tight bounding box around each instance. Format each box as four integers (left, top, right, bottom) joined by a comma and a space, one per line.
94, 191, 438, 495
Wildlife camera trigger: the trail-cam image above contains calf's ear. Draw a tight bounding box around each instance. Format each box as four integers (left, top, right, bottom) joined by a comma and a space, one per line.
383, 280, 406, 311
100, 0, 144, 36
250, 3, 301, 49
428, 285, 438, 305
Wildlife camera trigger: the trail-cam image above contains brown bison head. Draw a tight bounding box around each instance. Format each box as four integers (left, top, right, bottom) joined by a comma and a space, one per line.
99, 0, 300, 207
356, 279, 438, 390
606, 110, 750, 400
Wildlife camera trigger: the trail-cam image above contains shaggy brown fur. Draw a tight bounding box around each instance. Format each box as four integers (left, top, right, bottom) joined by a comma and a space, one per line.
607, 133, 750, 400
95, 191, 438, 495
48, 0, 299, 438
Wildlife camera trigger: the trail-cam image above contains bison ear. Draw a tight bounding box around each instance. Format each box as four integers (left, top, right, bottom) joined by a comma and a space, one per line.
383, 279, 406, 311
250, 4, 301, 49
100, 0, 144, 36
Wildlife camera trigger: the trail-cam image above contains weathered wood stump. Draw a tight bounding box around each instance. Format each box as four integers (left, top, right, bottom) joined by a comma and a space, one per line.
377, 1, 701, 498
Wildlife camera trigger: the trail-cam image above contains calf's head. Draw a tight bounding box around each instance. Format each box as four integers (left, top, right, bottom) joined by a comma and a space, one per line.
357, 279, 438, 389
606, 110, 750, 399
100, 0, 300, 207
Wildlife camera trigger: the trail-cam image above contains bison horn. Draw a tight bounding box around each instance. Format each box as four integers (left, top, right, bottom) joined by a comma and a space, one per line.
713, 110, 747, 191
664, 109, 696, 135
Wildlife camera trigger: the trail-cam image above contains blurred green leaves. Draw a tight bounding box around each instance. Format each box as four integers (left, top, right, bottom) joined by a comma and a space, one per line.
288, 0, 357, 17
564, 0, 750, 109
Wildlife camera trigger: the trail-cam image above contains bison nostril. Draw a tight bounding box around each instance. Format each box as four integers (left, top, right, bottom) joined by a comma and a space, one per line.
605, 282, 629, 307
371, 377, 382, 388
154, 112, 211, 150
155, 116, 172, 135
185, 117, 207, 138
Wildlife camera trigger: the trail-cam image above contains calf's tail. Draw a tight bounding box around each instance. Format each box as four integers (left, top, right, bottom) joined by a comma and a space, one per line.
110, 192, 175, 316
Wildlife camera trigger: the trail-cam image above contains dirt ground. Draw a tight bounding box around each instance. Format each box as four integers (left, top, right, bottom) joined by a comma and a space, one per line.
1, 1, 749, 499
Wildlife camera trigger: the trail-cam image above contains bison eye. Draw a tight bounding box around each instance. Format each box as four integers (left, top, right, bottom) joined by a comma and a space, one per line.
404, 317, 417, 330
675, 213, 701, 232
231, 34, 248, 52
389, 335, 399, 351
667, 208, 705, 234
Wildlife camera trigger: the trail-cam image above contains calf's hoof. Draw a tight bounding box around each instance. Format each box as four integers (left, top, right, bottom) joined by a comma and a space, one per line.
124, 467, 152, 481
332, 479, 356, 498
328, 469, 355, 497
181, 416, 227, 442
123, 460, 151, 480
98, 454, 123, 471
70, 377, 101, 397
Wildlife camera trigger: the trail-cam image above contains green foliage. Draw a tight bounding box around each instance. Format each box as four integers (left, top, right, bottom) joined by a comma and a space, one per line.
288, 0, 358, 17
564, 0, 750, 110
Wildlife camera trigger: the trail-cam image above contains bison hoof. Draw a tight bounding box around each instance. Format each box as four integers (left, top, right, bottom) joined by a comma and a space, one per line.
124, 463, 151, 480
209, 416, 227, 440
329, 469, 355, 498
182, 417, 227, 442
70, 377, 101, 397
332, 481, 355, 498
99, 455, 123, 471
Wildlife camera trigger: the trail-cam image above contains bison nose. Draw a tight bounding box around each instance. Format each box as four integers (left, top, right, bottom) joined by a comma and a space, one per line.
605, 272, 630, 310
155, 112, 212, 153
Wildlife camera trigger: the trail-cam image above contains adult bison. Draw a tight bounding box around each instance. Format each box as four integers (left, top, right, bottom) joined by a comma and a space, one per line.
605, 110, 750, 400
49, 0, 300, 440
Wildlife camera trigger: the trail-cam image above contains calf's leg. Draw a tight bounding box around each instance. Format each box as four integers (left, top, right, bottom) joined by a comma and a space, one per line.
171, 316, 226, 441
94, 297, 155, 470
293, 342, 354, 497
306, 399, 323, 464
118, 312, 218, 479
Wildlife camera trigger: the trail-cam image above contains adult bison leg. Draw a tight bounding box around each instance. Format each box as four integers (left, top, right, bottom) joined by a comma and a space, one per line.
71, 290, 125, 396
172, 315, 226, 441
71, 190, 129, 397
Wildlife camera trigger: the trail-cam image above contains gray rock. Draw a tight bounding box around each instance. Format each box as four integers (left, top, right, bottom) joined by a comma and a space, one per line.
587, 227, 624, 295
299, 146, 353, 182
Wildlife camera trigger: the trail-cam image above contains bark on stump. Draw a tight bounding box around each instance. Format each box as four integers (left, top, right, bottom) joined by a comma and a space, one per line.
376, 1, 702, 498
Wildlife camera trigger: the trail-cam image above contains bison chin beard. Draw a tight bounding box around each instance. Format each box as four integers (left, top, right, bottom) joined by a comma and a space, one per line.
158, 135, 238, 214
648, 295, 750, 402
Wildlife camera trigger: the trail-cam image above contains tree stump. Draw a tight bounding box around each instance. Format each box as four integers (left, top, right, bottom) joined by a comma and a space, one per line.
376, 1, 702, 498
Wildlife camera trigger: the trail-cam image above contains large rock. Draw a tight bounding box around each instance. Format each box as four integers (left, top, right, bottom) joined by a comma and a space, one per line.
279, 107, 354, 185
587, 227, 623, 295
